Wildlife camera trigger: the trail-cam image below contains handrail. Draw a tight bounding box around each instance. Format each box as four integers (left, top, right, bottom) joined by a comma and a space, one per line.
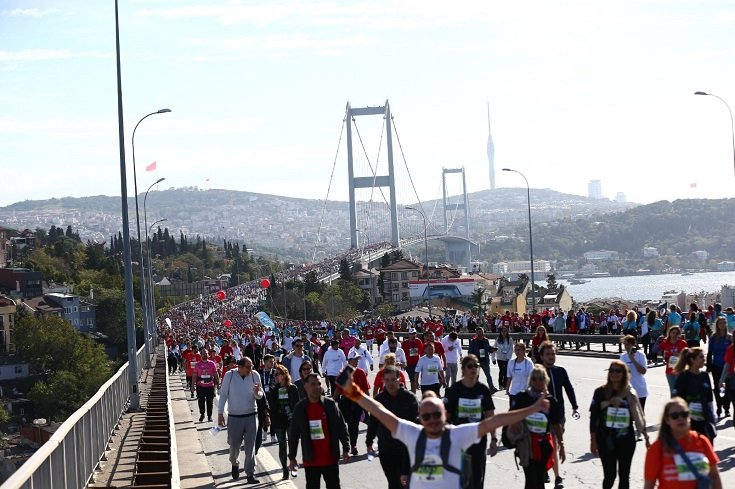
167, 350, 181, 489
2, 344, 148, 489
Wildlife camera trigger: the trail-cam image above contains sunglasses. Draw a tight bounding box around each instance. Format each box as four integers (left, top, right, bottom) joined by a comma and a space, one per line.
530, 376, 546, 381
420, 411, 442, 421
301, 367, 312, 371
668, 411, 690, 420
608, 368, 625, 374
294, 344, 303, 348
465, 364, 480, 369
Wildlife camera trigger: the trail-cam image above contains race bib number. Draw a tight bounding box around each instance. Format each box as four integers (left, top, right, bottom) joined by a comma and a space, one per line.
200, 374, 211, 381
309, 420, 325, 440
668, 355, 679, 369
673, 452, 709, 481
458, 398, 482, 421
525, 412, 548, 434
414, 454, 444, 482
689, 402, 704, 421
605, 407, 630, 429
278, 388, 289, 400
190, 361, 197, 369
427, 365, 438, 374
410, 348, 419, 357
479, 349, 486, 358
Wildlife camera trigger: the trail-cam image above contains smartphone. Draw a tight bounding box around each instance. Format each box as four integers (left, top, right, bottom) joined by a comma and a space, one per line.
335, 365, 355, 389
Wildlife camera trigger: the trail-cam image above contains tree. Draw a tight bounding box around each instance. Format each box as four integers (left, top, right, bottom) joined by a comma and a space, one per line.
546, 273, 558, 289
338, 258, 352, 282
471, 287, 488, 315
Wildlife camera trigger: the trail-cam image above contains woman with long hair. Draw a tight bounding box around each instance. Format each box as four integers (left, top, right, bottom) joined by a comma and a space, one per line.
267, 364, 299, 479
682, 312, 701, 348
494, 325, 514, 389
531, 326, 549, 364
673, 347, 716, 442
707, 317, 732, 418
621, 311, 638, 337
643, 397, 722, 489
660, 326, 688, 395
505, 343, 534, 403
293, 360, 314, 400
590, 360, 649, 489
643, 310, 663, 359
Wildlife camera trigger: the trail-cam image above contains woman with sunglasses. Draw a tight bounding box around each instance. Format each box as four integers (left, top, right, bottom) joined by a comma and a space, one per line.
294, 360, 316, 400
660, 326, 688, 395
444, 354, 497, 489
644, 397, 722, 489
508, 365, 563, 489
506, 343, 534, 403
672, 347, 716, 442
268, 364, 300, 479
589, 360, 648, 489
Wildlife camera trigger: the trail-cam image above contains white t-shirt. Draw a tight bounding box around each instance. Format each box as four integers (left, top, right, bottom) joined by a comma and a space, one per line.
507, 357, 534, 395
416, 355, 443, 385
348, 346, 374, 372
322, 348, 347, 376
380, 347, 407, 367
620, 350, 649, 398
393, 420, 479, 489
441, 337, 462, 364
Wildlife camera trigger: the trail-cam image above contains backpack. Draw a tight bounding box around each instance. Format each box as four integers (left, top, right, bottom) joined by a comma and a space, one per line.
412, 428, 469, 488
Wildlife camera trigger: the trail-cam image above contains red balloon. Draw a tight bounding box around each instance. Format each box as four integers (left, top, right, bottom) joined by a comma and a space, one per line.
260, 278, 271, 289
216, 290, 226, 301
224, 319, 232, 327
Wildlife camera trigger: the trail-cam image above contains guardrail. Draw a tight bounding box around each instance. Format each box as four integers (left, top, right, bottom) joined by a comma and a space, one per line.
2, 344, 148, 489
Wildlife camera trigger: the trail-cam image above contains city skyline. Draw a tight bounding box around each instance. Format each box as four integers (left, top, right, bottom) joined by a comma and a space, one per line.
1, 1, 734, 207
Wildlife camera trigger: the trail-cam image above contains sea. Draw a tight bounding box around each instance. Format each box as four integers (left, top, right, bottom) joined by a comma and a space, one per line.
560, 271, 735, 302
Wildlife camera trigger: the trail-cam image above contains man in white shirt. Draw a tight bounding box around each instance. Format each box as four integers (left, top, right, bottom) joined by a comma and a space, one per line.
322, 339, 347, 396
441, 331, 463, 387
379, 337, 407, 369
348, 337, 374, 372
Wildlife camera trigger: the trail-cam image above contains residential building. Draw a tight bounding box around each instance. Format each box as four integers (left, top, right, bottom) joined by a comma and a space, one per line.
378, 259, 420, 311
22, 293, 96, 332
492, 260, 551, 275
717, 261, 735, 272
583, 250, 620, 261
353, 268, 381, 307
0, 268, 43, 299
0, 226, 12, 268
588, 180, 602, 199
643, 247, 659, 258
0, 295, 16, 353
0, 356, 29, 381
692, 250, 709, 261
539, 286, 573, 312
489, 278, 530, 315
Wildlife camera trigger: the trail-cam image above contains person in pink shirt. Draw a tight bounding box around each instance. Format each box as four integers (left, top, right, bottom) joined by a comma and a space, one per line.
339, 329, 356, 357
192, 349, 220, 422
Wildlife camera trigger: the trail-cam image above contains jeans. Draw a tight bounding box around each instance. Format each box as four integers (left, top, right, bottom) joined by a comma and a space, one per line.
378, 446, 410, 489
274, 427, 289, 469
479, 362, 496, 390
597, 431, 635, 489
445, 363, 458, 387
305, 464, 341, 489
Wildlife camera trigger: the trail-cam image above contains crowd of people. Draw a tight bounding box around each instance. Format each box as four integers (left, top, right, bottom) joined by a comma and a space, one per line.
162, 288, 732, 488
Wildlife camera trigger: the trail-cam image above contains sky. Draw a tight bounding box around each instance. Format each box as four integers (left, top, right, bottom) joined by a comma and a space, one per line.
1, 0, 735, 208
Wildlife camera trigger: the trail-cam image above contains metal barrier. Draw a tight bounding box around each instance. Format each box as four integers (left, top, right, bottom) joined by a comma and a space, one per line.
2, 345, 149, 489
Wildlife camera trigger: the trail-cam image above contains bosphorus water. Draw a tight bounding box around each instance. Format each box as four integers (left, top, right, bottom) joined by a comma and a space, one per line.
561, 271, 735, 302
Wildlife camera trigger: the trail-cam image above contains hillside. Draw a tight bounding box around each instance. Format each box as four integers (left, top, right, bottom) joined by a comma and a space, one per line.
0, 187, 632, 263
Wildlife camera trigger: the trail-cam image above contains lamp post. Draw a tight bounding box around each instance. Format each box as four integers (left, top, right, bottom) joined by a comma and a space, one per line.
147, 218, 167, 335
694, 91, 735, 182
406, 206, 431, 319
144, 178, 165, 348
132, 109, 170, 365
502, 168, 536, 313
114, 0, 139, 410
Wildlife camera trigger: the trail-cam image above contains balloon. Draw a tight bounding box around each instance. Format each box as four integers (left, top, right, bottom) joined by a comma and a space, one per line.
260, 278, 270, 289
216, 290, 226, 301
224, 319, 232, 328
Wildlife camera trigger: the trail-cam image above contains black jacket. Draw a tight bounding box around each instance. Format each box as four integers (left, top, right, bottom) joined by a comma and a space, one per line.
366, 387, 418, 447
267, 383, 300, 430
545, 365, 578, 413
288, 396, 349, 463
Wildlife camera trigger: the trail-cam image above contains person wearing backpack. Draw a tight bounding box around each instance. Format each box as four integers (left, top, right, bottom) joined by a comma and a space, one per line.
337, 366, 549, 488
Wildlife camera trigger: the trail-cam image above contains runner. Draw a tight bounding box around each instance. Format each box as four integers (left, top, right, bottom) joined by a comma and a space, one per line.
191, 349, 220, 423
402, 329, 424, 393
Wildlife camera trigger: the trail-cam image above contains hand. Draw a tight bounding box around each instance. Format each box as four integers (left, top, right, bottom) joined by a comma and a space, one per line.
288, 459, 298, 472
559, 443, 566, 463
400, 475, 408, 487
533, 395, 550, 413
590, 439, 598, 457
252, 383, 261, 394
644, 435, 651, 448
571, 409, 581, 420
342, 450, 350, 463
217, 414, 226, 428
489, 439, 498, 457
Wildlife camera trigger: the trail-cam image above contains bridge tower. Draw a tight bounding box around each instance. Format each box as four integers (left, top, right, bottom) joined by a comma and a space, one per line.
346, 101, 400, 248
441, 167, 472, 271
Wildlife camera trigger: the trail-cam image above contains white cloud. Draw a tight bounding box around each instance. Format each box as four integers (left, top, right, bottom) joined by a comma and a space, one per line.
181, 34, 377, 58
0, 49, 71, 62
5, 8, 58, 18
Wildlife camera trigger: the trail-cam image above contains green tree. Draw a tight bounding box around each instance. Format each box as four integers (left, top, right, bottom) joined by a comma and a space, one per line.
546, 273, 557, 289
338, 258, 352, 281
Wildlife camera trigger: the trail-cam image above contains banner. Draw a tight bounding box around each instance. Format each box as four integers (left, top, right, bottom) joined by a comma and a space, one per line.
408, 278, 476, 300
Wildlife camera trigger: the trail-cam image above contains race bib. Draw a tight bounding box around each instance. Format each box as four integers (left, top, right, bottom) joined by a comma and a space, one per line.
525, 412, 548, 434
605, 407, 630, 429
479, 349, 486, 358
410, 348, 419, 357
668, 355, 679, 369
278, 388, 289, 400
200, 374, 211, 381
190, 361, 197, 369
458, 398, 482, 421
309, 420, 325, 440
427, 365, 438, 374
673, 452, 709, 481
689, 402, 704, 421
414, 453, 444, 482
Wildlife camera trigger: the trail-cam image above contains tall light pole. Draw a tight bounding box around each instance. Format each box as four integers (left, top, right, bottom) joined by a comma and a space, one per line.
147, 218, 167, 337
144, 178, 165, 348
114, 0, 139, 410
502, 168, 536, 313
694, 91, 735, 182
132, 109, 170, 366
406, 206, 431, 319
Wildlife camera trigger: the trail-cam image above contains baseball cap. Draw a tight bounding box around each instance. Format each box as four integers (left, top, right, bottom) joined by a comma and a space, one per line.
348, 351, 362, 359
408, 328, 417, 334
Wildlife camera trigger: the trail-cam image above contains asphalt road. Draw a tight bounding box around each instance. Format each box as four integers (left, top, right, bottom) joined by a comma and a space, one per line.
180, 351, 735, 488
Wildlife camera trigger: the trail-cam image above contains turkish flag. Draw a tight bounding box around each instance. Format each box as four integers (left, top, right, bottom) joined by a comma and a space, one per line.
145, 161, 157, 172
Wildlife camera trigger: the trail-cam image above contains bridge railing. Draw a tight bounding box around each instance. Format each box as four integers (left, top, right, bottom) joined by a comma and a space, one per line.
2, 344, 148, 489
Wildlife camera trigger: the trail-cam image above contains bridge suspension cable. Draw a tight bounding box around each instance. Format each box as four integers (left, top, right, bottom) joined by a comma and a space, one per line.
312, 117, 346, 263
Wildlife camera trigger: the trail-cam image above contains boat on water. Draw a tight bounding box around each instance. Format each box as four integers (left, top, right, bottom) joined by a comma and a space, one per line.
681, 272, 694, 276
568, 279, 590, 285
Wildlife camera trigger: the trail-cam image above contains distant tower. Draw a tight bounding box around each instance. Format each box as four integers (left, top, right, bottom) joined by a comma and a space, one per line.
487, 102, 495, 190
588, 179, 602, 199
615, 192, 627, 203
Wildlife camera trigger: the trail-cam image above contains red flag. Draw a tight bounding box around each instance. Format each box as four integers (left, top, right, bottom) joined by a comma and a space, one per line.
690, 182, 697, 188
145, 161, 157, 172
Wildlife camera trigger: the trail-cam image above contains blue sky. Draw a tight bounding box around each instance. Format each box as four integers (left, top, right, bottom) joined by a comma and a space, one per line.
1, 0, 735, 207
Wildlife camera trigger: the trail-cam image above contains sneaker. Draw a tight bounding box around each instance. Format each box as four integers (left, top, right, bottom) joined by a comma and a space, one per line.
271, 434, 277, 443
282, 469, 289, 480
717, 410, 722, 419
231, 465, 239, 480
555, 476, 564, 488
351, 446, 358, 456
245, 476, 259, 484
545, 474, 550, 483
199, 413, 204, 422
207, 417, 213, 423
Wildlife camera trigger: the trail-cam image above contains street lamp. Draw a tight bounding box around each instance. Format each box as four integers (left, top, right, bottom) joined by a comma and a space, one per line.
694, 91, 735, 182
132, 109, 170, 365
144, 177, 165, 346
502, 168, 536, 313
147, 218, 167, 333
114, 0, 140, 410
405, 206, 431, 319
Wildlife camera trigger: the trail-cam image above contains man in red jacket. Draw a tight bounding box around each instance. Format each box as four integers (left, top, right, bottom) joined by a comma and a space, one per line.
401, 329, 423, 393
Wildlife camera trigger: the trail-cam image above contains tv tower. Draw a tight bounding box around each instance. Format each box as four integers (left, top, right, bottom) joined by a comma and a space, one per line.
487, 102, 495, 190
